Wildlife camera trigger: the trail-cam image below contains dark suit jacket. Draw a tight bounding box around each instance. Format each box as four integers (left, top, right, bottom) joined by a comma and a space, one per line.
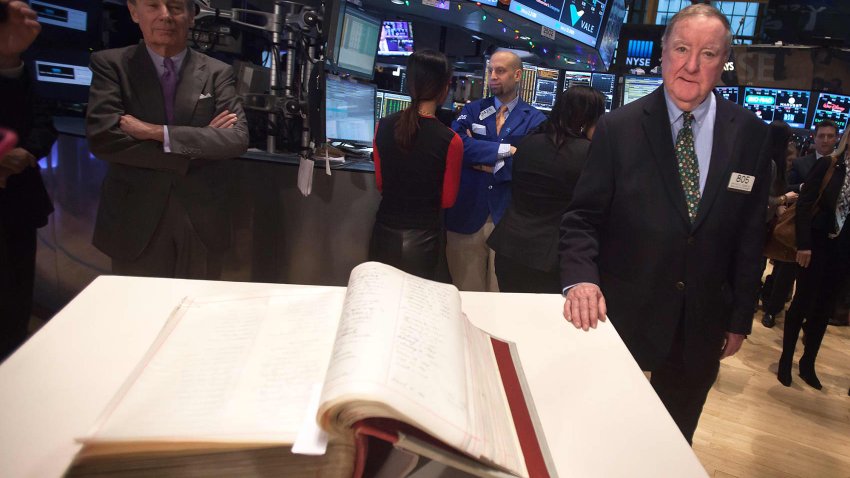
446, 97, 547, 233
795, 154, 845, 250
0, 67, 54, 229
787, 153, 817, 193
488, 133, 590, 272
87, 43, 248, 261
559, 88, 770, 370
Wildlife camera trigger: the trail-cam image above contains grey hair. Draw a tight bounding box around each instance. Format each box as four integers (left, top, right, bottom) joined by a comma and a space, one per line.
662, 4, 732, 53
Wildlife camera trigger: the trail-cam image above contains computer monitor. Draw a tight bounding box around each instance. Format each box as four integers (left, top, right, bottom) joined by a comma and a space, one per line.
810, 92, 850, 132
378, 21, 414, 57
380, 92, 412, 118
28, 48, 91, 103
530, 67, 560, 111
563, 71, 592, 91
622, 75, 663, 105
326, 4, 382, 80
325, 76, 376, 146
715, 86, 740, 104
509, 0, 614, 48
591, 73, 616, 112
30, 0, 100, 49
743, 87, 811, 129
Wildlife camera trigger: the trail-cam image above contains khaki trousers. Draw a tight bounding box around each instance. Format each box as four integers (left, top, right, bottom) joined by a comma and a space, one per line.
446, 216, 499, 292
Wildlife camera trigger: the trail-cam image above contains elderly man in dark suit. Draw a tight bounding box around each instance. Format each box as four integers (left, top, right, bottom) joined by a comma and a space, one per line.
0, 0, 54, 361
87, 0, 248, 279
559, 4, 770, 444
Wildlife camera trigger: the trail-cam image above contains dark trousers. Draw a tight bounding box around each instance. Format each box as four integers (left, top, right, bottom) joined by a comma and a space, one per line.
369, 222, 442, 281
0, 222, 37, 362
112, 197, 222, 280
494, 253, 561, 294
763, 260, 797, 315
781, 226, 850, 372
650, 327, 721, 445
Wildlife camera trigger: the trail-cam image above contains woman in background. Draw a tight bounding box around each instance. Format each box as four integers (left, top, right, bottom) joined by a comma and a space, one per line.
761, 120, 797, 328
487, 86, 605, 293
369, 49, 462, 280
777, 127, 850, 389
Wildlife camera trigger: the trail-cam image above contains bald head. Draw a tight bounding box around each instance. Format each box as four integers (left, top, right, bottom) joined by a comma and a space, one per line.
488, 50, 522, 101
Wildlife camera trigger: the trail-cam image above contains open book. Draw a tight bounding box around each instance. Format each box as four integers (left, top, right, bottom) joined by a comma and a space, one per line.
66, 262, 552, 478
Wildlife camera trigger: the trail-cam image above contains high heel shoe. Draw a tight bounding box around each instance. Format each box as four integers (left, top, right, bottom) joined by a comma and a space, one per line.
777, 358, 792, 387
798, 368, 822, 390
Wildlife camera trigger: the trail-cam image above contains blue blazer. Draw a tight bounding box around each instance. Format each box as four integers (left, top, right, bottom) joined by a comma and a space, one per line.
446, 96, 546, 234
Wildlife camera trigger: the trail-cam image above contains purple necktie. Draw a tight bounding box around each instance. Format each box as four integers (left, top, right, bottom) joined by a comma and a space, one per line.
160, 57, 178, 124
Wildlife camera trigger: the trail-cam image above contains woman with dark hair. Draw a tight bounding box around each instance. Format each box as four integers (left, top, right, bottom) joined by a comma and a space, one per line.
369, 49, 462, 280
761, 120, 798, 328
777, 127, 850, 389
487, 85, 606, 293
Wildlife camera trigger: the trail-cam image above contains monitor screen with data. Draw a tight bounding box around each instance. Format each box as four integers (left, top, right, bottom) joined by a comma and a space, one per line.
326, 76, 376, 145
810, 92, 849, 132
530, 67, 560, 111
622, 75, 662, 105
591, 72, 616, 111
714, 86, 740, 104
743, 87, 811, 129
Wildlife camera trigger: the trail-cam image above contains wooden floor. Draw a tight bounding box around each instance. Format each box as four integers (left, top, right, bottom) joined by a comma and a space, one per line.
693, 301, 850, 477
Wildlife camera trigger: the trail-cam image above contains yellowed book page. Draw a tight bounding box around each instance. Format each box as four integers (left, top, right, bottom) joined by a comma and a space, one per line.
318, 262, 523, 476
320, 263, 470, 446
82, 289, 345, 445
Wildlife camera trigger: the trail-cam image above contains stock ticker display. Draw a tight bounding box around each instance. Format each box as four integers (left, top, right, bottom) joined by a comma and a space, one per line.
743, 87, 811, 129
509, 0, 610, 47
810, 92, 850, 131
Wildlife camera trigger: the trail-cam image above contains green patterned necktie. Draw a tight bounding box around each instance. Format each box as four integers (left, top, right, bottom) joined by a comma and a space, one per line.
676, 111, 700, 222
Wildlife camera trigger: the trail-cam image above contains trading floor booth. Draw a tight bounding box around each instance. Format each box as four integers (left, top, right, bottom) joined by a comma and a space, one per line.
30, 0, 630, 310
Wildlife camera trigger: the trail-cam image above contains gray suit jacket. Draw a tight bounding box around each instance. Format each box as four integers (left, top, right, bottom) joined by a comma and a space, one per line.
87, 43, 248, 261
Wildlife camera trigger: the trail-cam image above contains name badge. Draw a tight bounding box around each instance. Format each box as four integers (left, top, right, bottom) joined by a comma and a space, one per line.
479, 106, 496, 121
727, 172, 755, 193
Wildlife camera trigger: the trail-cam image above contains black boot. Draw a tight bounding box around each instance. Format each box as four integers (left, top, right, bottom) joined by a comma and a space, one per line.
762, 313, 776, 328
777, 353, 793, 387
798, 357, 822, 390
777, 310, 804, 387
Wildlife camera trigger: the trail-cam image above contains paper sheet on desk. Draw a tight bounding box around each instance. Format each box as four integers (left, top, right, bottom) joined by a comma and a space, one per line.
298, 157, 314, 196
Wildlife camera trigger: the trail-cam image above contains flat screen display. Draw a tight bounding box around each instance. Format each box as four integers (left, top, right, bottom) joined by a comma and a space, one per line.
530, 67, 560, 111
30, 0, 86, 31
326, 76, 376, 145
622, 75, 662, 105
334, 8, 382, 79
591, 72, 616, 112
28, 48, 91, 103
562, 71, 591, 91
810, 92, 850, 132
743, 87, 811, 129
715, 86, 739, 104
378, 21, 414, 56
509, 0, 612, 47
379, 92, 412, 118
596, 0, 626, 69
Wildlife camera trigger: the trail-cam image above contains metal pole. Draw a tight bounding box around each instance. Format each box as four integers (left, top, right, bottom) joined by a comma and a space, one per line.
266, 1, 283, 153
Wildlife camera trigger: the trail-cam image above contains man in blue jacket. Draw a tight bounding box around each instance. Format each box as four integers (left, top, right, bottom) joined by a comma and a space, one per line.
447, 50, 546, 291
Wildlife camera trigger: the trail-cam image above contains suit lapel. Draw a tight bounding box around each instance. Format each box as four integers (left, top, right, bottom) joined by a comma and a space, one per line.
173, 49, 209, 126
129, 43, 166, 124
642, 88, 691, 226
693, 93, 735, 230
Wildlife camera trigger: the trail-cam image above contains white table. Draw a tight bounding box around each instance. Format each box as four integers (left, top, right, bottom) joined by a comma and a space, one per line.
0, 276, 707, 477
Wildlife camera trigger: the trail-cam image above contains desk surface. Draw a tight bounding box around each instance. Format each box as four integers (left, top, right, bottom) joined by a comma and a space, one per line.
0, 276, 707, 477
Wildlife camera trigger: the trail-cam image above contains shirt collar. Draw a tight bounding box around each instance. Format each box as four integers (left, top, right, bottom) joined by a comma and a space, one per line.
664, 88, 713, 127
146, 45, 188, 74
494, 94, 520, 113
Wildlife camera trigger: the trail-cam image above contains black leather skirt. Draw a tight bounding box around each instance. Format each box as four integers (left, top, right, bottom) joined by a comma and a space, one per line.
369, 222, 442, 281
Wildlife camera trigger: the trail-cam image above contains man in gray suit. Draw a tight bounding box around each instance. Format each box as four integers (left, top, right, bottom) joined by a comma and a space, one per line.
87, 0, 248, 279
